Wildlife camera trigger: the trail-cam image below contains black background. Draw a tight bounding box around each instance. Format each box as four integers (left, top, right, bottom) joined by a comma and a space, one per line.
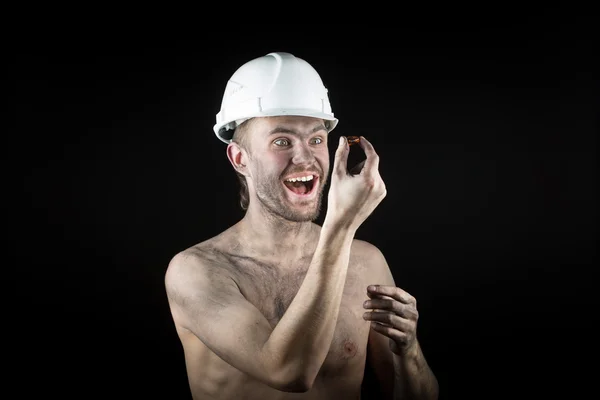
15, 6, 596, 400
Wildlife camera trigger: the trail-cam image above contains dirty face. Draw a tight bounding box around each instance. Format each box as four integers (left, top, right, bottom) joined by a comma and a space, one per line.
246, 116, 330, 222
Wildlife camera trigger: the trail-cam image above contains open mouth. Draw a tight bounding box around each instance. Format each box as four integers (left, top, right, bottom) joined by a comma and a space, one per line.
283, 175, 318, 196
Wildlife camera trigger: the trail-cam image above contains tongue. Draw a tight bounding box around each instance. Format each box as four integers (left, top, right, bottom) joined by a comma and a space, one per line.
284, 181, 309, 195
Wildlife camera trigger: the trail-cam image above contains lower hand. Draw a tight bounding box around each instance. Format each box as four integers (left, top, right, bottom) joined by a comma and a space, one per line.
362, 284, 419, 355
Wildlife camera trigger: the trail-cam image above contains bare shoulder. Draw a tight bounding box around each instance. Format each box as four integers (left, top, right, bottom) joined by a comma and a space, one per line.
164, 246, 204, 283
350, 238, 387, 263
164, 235, 233, 297
164, 246, 205, 302
165, 240, 211, 275
349, 238, 395, 286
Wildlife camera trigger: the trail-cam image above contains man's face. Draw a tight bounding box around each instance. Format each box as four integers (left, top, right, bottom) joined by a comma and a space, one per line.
246, 116, 331, 222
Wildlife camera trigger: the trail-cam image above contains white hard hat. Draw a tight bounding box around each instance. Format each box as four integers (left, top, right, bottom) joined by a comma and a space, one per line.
213, 52, 339, 144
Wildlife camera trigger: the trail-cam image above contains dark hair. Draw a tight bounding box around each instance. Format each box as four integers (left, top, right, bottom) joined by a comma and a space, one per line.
231, 119, 253, 210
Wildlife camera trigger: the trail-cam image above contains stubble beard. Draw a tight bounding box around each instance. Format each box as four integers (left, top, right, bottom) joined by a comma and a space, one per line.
255, 171, 328, 223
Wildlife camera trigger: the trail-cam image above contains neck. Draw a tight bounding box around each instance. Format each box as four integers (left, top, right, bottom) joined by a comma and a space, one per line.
235, 204, 320, 259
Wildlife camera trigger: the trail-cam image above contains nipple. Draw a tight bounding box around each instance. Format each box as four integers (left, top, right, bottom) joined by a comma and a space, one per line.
343, 339, 357, 357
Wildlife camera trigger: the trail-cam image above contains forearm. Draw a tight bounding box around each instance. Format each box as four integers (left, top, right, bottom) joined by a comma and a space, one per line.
263, 221, 355, 384
393, 341, 439, 400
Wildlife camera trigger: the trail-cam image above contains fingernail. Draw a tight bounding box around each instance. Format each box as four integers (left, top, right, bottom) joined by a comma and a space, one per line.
339, 136, 345, 146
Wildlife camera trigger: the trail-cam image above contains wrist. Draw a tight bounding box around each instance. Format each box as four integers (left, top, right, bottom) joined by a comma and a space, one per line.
393, 341, 420, 364
322, 215, 357, 234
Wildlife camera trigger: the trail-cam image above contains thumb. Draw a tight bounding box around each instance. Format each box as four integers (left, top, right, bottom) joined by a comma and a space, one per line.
333, 136, 349, 175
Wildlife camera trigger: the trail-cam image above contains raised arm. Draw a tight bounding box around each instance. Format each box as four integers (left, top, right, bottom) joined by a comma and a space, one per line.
264, 135, 386, 389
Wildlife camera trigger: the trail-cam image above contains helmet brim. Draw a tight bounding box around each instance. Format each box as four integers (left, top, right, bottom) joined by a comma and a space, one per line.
214, 110, 338, 144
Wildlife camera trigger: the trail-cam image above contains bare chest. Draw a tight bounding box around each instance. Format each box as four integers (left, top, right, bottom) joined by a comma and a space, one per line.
228, 256, 371, 374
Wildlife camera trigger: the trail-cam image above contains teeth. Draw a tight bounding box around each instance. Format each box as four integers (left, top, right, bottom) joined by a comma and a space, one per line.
286, 175, 314, 183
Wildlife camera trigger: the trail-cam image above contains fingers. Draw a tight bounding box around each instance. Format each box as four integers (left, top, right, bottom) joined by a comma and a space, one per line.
357, 136, 380, 173
363, 298, 419, 320
369, 322, 411, 346
349, 160, 366, 175
364, 311, 414, 331
333, 136, 350, 176
367, 285, 416, 305
366, 291, 392, 300
333, 135, 381, 178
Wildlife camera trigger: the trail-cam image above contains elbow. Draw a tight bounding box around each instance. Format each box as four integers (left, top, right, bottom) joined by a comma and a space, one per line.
269, 366, 316, 393
263, 349, 319, 393
278, 380, 312, 393
276, 375, 314, 393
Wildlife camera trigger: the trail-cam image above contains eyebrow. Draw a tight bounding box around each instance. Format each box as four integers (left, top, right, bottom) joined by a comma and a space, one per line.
268, 124, 328, 136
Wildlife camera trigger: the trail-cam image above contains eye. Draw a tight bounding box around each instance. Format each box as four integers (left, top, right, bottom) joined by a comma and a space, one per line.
273, 138, 290, 146
311, 137, 324, 145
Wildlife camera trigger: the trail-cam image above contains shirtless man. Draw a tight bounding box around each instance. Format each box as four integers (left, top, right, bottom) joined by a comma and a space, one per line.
165, 52, 439, 399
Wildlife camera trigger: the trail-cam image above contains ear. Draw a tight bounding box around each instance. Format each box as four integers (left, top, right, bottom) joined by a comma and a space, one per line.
226, 142, 249, 176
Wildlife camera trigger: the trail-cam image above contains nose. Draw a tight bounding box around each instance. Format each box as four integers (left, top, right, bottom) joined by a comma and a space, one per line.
291, 142, 316, 165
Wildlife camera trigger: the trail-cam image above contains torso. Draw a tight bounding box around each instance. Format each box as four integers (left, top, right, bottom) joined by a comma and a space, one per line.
173, 225, 374, 400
